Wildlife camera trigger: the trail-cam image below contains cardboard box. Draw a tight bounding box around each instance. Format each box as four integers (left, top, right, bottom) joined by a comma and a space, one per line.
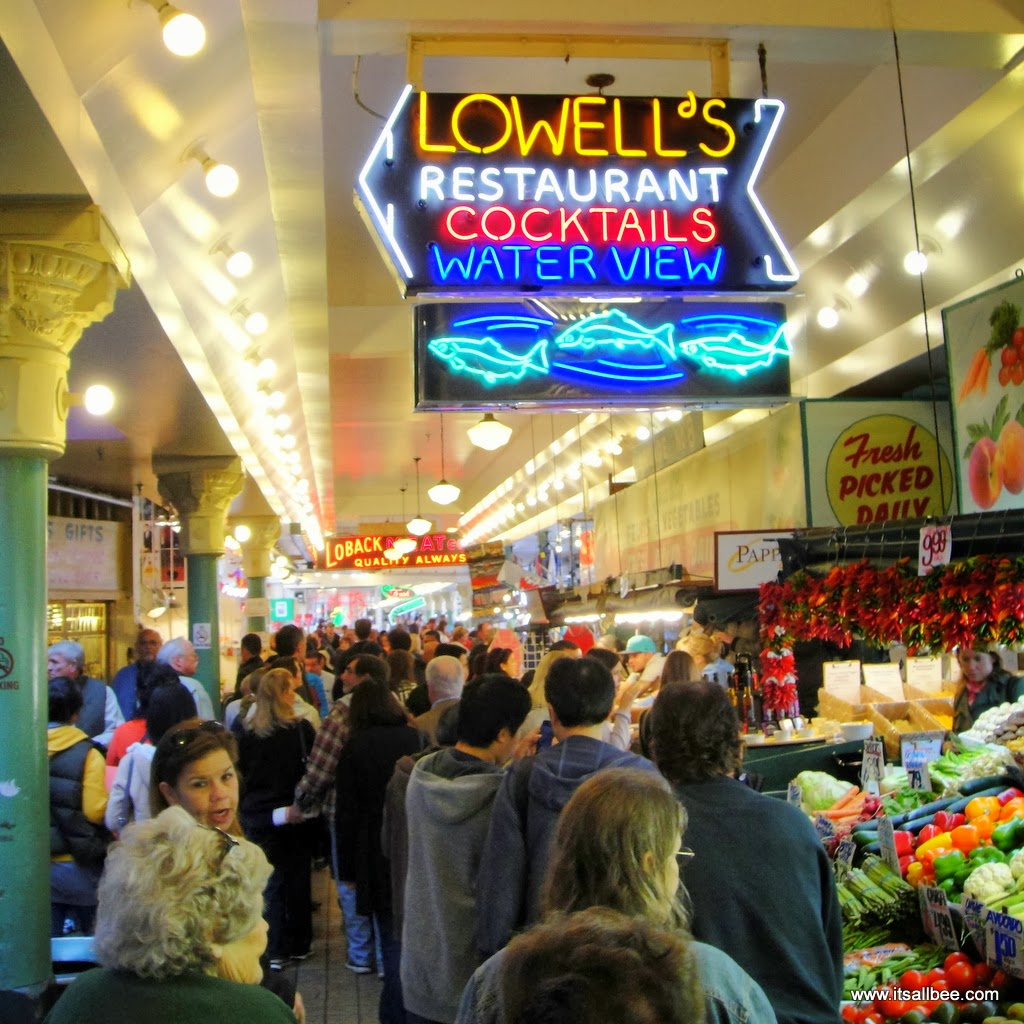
868, 700, 950, 758
817, 686, 894, 723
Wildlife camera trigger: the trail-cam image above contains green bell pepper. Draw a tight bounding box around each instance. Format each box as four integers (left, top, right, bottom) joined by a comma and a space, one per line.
934, 850, 967, 883
969, 845, 1008, 864
954, 864, 974, 889
938, 877, 960, 898
991, 820, 1021, 853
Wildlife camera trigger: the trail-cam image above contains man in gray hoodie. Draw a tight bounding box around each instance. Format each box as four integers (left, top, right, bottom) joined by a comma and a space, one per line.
401, 675, 531, 1024
475, 657, 658, 958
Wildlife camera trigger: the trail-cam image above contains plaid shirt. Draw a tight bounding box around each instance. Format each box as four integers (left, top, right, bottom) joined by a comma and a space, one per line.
295, 699, 350, 823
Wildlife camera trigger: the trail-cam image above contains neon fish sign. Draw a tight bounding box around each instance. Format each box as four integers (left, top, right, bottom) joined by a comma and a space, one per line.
415, 301, 793, 410
356, 90, 798, 297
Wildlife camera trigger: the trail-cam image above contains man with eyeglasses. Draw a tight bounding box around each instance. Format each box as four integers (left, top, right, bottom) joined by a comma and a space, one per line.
156, 637, 215, 721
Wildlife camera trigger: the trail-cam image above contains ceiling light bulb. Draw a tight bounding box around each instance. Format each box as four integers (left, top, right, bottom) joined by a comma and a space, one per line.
225, 250, 252, 278
296, 478, 309, 491
635, 425, 652, 441
666, 410, 683, 422
527, 494, 537, 507
201, 157, 238, 198
233, 524, 251, 543
606, 440, 623, 455
267, 390, 285, 410
555, 543, 563, 553
559, 527, 571, 538
817, 305, 840, 330
904, 249, 928, 275
275, 413, 292, 431
245, 311, 268, 335
255, 357, 276, 380
280, 434, 296, 450
83, 384, 115, 416
407, 516, 432, 536
394, 536, 418, 554
468, 413, 512, 450
428, 480, 461, 506
574, 537, 583, 548
157, 4, 206, 57
384, 546, 403, 561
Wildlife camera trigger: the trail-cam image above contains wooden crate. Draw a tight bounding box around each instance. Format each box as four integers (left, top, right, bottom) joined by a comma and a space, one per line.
817, 687, 894, 723
868, 701, 950, 758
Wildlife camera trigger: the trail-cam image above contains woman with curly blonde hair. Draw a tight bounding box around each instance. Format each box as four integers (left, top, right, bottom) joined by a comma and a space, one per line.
45, 806, 294, 1023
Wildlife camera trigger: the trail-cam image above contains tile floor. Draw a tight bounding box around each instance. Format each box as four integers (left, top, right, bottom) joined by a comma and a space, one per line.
284, 867, 382, 1024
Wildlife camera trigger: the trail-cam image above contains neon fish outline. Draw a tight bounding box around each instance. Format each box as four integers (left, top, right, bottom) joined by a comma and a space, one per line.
427, 336, 549, 383
678, 315, 790, 376
553, 308, 677, 362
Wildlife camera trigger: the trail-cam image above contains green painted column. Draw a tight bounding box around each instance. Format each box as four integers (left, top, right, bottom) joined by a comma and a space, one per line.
246, 575, 267, 634
155, 456, 244, 717
0, 454, 50, 994
0, 202, 128, 1001
185, 552, 220, 712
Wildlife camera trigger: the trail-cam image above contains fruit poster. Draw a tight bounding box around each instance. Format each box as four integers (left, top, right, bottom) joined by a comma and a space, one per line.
945, 276, 1024, 514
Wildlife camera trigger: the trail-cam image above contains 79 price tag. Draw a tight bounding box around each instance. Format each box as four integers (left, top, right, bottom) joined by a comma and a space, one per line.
919, 524, 952, 576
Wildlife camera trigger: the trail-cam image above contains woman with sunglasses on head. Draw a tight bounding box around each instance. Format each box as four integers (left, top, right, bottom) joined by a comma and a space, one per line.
236, 668, 318, 970
457, 767, 775, 1024
150, 717, 305, 1021
44, 806, 295, 1023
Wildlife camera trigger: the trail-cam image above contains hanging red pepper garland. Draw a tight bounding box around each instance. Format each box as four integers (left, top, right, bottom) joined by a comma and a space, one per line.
758, 557, 1024, 683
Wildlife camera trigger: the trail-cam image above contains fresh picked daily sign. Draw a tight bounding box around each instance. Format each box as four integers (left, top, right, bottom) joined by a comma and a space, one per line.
356, 89, 799, 297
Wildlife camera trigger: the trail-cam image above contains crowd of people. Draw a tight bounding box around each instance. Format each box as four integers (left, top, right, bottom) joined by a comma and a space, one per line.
45, 618, 844, 1024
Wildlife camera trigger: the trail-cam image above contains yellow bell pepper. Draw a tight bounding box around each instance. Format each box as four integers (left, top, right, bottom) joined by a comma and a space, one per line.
965, 796, 1002, 821
906, 861, 925, 887
915, 831, 953, 857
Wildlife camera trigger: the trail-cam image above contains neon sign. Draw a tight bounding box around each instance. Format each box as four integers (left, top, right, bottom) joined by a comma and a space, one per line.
415, 300, 791, 409
356, 89, 797, 296
322, 533, 467, 571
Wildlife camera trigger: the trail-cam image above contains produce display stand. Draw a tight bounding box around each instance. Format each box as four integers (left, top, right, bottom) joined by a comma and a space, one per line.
746, 737, 863, 795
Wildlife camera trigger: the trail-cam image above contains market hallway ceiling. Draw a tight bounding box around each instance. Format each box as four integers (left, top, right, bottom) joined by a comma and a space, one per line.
1, 1, 1023, 546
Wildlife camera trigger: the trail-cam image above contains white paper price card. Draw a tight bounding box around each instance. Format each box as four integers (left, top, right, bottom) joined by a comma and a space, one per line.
823, 660, 862, 703
787, 782, 802, 807
906, 657, 943, 688
901, 733, 944, 767
919, 524, 952, 576
876, 817, 901, 875
861, 739, 885, 795
903, 746, 933, 792
834, 837, 856, 877
813, 814, 837, 844
964, 897, 988, 955
919, 885, 959, 951
985, 910, 1024, 977
862, 663, 905, 701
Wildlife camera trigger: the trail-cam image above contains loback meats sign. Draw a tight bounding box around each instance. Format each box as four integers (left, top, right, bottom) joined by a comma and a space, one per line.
356, 89, 798, 296
322, 534, 467, 571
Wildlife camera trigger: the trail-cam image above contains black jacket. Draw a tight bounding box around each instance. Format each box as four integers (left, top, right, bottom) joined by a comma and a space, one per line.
50, 739, 111, 868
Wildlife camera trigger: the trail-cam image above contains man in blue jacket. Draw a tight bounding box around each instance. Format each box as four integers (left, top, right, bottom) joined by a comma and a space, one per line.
475, 657, 657, 957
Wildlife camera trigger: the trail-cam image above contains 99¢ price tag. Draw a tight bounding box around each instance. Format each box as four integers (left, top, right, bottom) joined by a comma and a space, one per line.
919, 524, 952, 576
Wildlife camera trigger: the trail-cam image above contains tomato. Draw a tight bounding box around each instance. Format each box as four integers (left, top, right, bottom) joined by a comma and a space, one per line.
841, 1003, 861, 1023
990, 969, 1009, 990
925, 968, 950, 992
943, 952, 971, 970
1000, 366, 1012, 386
877, 998, 909, 1018
973, 962, 993, 984
861, 1015, 885, 1024
1003, 347, 1019, 366
901, 969, 926, 990
1014, 326, 1024, 349
947, 962, 975, 989
1013, 364, 1024, 386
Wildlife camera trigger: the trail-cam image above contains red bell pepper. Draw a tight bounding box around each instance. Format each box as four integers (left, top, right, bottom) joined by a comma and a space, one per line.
893, 830, 915, 857
918, 823, 943, 844
934, 811, 966, 832
997, 787, 1024, 806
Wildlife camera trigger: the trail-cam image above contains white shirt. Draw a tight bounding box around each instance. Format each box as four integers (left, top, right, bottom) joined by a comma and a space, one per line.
179, 676, 216, 721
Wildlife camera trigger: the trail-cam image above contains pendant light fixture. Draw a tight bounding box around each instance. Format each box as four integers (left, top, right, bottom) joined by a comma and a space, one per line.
407, 458, 433, 536
468, 412, 512, 451
392, 486, 417, 554
428, 414, 461, 506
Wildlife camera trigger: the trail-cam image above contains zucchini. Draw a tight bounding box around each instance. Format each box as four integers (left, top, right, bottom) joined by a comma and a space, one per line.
851, 819, 880, 834
893, 795, 960, 826
958, 774, 1014, 796
860, 841, 880, 854
852, 829, 879, 847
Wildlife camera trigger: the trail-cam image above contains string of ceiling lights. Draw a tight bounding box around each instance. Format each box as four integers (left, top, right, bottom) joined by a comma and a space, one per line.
136, 0, 323, 553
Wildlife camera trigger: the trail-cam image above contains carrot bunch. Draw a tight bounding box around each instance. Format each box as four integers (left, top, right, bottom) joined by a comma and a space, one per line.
819, 785, 870, 826
958, 347, 991, 403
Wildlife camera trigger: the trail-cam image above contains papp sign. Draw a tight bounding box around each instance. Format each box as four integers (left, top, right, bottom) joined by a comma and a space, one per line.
919, 524, 951, 576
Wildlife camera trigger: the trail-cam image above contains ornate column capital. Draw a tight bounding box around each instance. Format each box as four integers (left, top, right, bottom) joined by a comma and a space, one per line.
0, 201, 129, 456
154, 455, 245, 556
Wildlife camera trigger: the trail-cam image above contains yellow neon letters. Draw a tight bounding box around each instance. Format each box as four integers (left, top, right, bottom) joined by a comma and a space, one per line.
419, 92, 455, 153
572, 96, 609, 157
652, 99, 687, 158
612, 99, 647, 158
699, 99, 737, 158
451, 93, 513, 154
511, 96, 570, 156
